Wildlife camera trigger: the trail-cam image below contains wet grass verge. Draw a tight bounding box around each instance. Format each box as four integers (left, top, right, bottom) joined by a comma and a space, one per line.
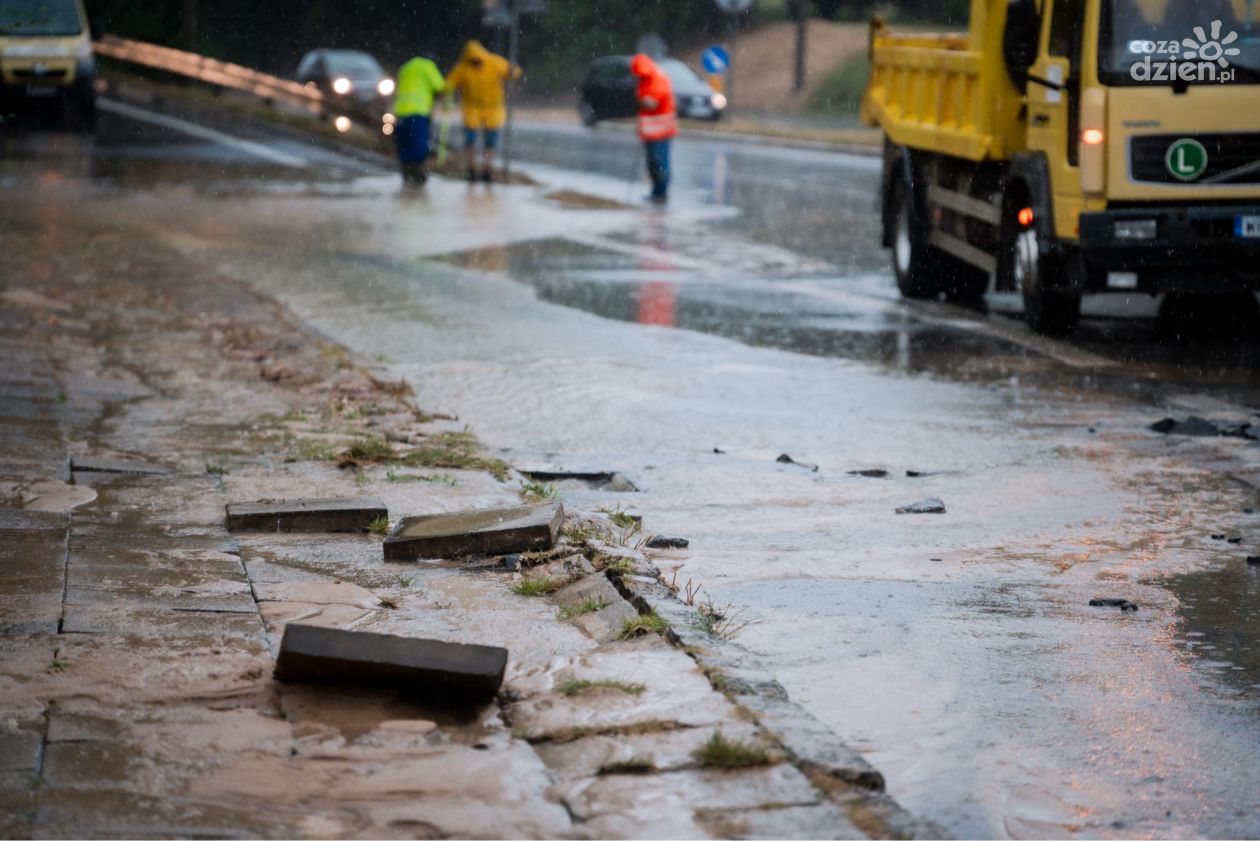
693, 731, 772, 769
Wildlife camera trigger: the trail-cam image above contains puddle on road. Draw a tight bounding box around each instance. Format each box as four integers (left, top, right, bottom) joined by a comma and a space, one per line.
1165, 558, 1260, 694
433, 237, 1046, 380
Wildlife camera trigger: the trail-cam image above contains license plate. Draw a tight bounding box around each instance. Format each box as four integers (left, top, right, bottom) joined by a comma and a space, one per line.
1238, 215, 1260, 238
24, 84, 56, 97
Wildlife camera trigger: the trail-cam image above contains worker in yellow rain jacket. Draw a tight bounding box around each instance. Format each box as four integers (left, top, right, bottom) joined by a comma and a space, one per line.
392, 54, 445, 186
445, 40, 521, 183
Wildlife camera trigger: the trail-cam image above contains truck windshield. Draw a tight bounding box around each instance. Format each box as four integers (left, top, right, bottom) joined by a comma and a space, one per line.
1100, 0, 1260, 85
0, 0, 82, 36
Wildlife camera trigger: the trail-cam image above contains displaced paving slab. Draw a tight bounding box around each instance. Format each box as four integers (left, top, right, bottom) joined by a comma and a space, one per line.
225, 498, 386, 533
70, 455, 170, 476
274, 623, 508, 704
383, 502, 563, 561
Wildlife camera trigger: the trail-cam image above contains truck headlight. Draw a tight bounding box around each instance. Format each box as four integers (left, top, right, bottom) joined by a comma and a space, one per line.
377, 78, 394, 96
712, 92, 727, 109
1114, 219, 1156, 240
332, 77, 353, 95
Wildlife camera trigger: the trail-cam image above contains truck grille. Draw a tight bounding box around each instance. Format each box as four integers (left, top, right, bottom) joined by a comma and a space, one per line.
11, 68, 68, 81
1131, 133, 1260, 184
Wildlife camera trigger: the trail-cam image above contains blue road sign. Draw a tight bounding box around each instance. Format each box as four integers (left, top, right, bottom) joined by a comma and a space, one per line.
702, 45, 730, 75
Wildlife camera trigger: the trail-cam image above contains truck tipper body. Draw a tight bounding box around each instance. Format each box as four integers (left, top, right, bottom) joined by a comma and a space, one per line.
860, 0, 1260, 332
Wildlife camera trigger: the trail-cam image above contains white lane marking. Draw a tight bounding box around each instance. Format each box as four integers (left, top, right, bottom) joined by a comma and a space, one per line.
98, 98, 307, 168
562, 233, 715, 272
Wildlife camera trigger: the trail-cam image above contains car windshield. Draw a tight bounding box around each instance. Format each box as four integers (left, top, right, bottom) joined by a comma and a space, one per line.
1100, 0, 1260, 85
0, 0, 81, 36
325, 52, 383, 79
659, 59, 704, 86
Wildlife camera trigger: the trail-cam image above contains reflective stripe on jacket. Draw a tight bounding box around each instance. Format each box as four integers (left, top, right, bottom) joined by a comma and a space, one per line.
637, 110, 678, 141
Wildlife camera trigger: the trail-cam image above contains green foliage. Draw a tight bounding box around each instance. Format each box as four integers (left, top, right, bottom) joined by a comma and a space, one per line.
520, 480, 557, 502
618, 610, 667, 639
807, 53, 869, 113
557, 677, 645, 696
693, 732, 771, 769
368, 515, 390, 535
511, 577, 564, 596
559, 599, 608, 620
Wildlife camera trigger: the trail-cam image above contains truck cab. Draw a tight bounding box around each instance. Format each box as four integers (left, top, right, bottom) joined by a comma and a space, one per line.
0, 0, 97, 131
862, 0, 1260, 332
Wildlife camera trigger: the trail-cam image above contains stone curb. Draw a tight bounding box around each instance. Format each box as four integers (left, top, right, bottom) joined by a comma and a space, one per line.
598, 554, 945, 839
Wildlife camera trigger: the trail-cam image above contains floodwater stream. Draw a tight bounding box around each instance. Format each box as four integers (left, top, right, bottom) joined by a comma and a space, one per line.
7, 109, 1260, 837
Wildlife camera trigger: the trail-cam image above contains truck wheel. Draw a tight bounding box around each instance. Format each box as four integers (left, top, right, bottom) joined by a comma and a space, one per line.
1002, 215, 1080, 334
61, 93, 97, 133
579, 100, 598, 127
890, 179, 941, 299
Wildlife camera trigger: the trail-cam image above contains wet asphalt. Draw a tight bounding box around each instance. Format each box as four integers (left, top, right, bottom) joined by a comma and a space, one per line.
3, 99, 1260, 838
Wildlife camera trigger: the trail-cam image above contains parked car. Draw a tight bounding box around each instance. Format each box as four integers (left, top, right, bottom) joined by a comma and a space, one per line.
0, 0, 97, 131
579, 56, 726, 127
296, 49, 394, 120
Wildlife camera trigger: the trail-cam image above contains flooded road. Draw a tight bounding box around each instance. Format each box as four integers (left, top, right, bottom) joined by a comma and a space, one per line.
5, 101, 1260, 837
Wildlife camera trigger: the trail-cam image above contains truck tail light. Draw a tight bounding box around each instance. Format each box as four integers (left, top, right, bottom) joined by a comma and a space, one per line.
1080, 88, 1106, 196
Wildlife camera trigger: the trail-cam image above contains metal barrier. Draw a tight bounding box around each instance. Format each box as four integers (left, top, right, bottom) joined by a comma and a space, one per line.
93, 35, 324, 114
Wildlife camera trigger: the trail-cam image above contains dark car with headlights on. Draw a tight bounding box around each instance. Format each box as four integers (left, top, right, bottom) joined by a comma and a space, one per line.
296, 49, 394, 120
579, 56, 726, 127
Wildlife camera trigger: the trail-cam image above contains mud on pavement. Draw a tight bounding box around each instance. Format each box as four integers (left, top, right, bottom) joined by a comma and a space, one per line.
0, 208, 930, 837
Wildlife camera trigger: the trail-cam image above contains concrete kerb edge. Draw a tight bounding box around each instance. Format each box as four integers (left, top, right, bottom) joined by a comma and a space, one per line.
598, 554, 944, 840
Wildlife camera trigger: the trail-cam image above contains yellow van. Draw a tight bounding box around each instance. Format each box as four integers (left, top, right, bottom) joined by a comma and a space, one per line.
0, 0, 96, 130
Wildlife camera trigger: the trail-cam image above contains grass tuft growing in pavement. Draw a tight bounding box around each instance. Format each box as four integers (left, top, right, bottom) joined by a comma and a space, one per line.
404, 431, 510, 482
597, 505, 639, 530
559, 598, 608, 620
284, 439, 338, 462
696, 598, 756, 641
368, 515, 390, 535
204, 460, 229, 475
346, 435, 396, 462
511, 577, 565, 597
386, 469, 456, 485
558, 677, 646, 697
520, 480, 557, 502
603, 558, 636, 576
693, 732, 772, 770
618, 610, 667, 640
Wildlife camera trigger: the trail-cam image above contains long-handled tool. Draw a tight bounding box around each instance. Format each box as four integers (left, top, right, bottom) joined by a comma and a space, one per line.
623, 141, 645, 202
435, 93, 454, 166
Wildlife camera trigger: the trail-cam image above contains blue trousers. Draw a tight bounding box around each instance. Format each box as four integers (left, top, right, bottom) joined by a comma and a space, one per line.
395, 115, 431, 164
645, 139, 671, 198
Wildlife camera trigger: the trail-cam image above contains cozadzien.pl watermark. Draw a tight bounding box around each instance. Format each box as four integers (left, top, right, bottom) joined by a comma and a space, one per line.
1128, 20, 1241, 83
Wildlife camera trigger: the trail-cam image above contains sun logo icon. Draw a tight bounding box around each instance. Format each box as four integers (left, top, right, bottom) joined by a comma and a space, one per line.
1182, 20, 1241, 67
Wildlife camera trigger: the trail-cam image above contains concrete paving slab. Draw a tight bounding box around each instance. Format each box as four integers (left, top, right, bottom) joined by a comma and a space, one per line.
0, 509, 67, 530
226, 497, 387, 533
274, 623, 509, 704
697, 802, 867, 839
69, 455, 170, 475
383, 502, 563, 561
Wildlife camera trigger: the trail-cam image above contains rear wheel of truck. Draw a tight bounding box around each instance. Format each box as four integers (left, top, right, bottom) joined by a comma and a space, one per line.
890, 179, 942, 299
60, 92, 96, 133
998, 198, 1080, 335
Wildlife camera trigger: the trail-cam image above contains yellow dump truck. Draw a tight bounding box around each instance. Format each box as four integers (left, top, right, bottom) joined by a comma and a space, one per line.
861, 0, 1260, 332
0, 0, 97, 130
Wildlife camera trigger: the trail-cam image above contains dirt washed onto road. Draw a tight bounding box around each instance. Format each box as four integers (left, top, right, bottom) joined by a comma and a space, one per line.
109, 170, 1260, 838
0, 162, 927, 838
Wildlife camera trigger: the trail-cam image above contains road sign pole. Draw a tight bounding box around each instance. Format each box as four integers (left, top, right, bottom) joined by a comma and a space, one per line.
503, 0, 521, 178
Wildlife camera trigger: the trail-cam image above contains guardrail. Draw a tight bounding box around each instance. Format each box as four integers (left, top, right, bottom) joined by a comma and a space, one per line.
93, 35, 324, 114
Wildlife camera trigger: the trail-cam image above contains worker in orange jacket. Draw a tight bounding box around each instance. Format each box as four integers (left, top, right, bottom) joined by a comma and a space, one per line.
630, 53, 677, 203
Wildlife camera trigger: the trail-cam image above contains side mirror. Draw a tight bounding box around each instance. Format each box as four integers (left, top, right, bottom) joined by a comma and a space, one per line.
1002, 0, 1039, 90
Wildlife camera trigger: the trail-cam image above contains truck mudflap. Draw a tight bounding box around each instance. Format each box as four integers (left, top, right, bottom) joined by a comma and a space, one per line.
1077, 205, 1260, 294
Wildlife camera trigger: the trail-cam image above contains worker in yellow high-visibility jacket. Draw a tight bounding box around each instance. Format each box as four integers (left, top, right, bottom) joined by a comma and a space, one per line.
392, 54, 445, 186
445, 41, 521, 183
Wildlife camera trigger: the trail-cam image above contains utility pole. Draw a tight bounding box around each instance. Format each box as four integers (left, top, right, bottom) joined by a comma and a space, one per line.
792, 0, 808, 93
502, 0, 521, 178
181, 0, 198, 52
